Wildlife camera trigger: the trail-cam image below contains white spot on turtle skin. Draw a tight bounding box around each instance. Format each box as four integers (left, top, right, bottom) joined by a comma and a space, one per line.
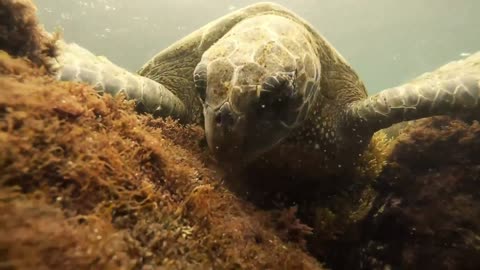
314, 144, 320, 149
261, 104, 266, 108
338, 164, 342, 168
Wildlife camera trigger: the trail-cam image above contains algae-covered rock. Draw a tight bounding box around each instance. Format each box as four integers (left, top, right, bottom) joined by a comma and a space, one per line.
322, 117, 480, 269
0, 0, 56, 67
358, 117, 480, 270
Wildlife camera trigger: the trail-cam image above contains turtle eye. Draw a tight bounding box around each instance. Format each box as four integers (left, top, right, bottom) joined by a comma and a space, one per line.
256, 71, 300, 125
193, 63, 208, 101
256, 74, 292, 116
194, 75, 207, 101
261, 71, 296, 93
257, 89, 289, 116
260, 71, 296, 104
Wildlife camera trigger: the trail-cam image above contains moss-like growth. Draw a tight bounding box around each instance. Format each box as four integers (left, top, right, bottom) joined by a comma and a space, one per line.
347, 117, 480, 269
0, 0, 57, 68
356, 130, 394, 180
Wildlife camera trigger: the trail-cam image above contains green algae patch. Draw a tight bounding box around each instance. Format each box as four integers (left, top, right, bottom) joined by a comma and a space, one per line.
356, 130, 394, 180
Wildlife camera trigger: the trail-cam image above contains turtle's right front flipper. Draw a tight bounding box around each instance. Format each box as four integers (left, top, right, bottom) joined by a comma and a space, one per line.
49, 40, 187, 122
344, 52, 480, 133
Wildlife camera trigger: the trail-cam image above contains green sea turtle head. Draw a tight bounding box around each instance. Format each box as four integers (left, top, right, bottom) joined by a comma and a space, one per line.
193, 16, 320, 165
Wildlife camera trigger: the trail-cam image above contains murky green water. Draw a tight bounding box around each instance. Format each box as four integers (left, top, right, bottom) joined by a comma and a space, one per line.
36, 0, 479, 94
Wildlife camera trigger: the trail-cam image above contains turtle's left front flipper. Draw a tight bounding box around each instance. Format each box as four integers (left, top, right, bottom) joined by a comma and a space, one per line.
49, 40, 188, 122
344, 52, 480, 133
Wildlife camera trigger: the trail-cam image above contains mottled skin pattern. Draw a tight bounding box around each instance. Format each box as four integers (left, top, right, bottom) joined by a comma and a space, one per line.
51, 41, 187, 120
346, 53, 480, 131
53, 3, 480, 180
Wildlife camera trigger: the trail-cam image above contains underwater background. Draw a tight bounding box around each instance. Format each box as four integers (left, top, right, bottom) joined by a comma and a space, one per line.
35, 0, 479, 94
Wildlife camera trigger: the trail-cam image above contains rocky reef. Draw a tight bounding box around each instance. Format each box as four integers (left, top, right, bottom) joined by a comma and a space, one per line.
352, 117, 480, 269
1, 1, 480, 269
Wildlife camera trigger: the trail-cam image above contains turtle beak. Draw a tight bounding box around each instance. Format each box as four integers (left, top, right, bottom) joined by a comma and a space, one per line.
204, 102, 247, 163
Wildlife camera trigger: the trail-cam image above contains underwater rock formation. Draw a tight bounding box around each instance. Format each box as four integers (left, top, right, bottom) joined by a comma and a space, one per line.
355, 117, 480, 270
317, 117, 480, 270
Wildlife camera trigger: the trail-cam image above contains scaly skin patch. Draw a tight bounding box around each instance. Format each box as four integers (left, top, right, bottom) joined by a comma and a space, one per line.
196, 14, 326, 165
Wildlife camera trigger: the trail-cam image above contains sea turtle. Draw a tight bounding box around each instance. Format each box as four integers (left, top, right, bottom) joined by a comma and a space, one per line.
50, 2, 480, 179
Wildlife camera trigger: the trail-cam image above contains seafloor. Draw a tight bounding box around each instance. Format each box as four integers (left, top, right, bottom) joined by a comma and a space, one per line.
1, 1, 479, 269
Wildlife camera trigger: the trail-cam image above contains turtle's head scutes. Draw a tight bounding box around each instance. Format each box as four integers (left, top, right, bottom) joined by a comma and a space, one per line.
193, 15, 320, 165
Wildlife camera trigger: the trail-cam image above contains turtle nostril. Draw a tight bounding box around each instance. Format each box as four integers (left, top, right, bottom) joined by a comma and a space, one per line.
215, 113, 222, 124
215, 106, 235, 127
